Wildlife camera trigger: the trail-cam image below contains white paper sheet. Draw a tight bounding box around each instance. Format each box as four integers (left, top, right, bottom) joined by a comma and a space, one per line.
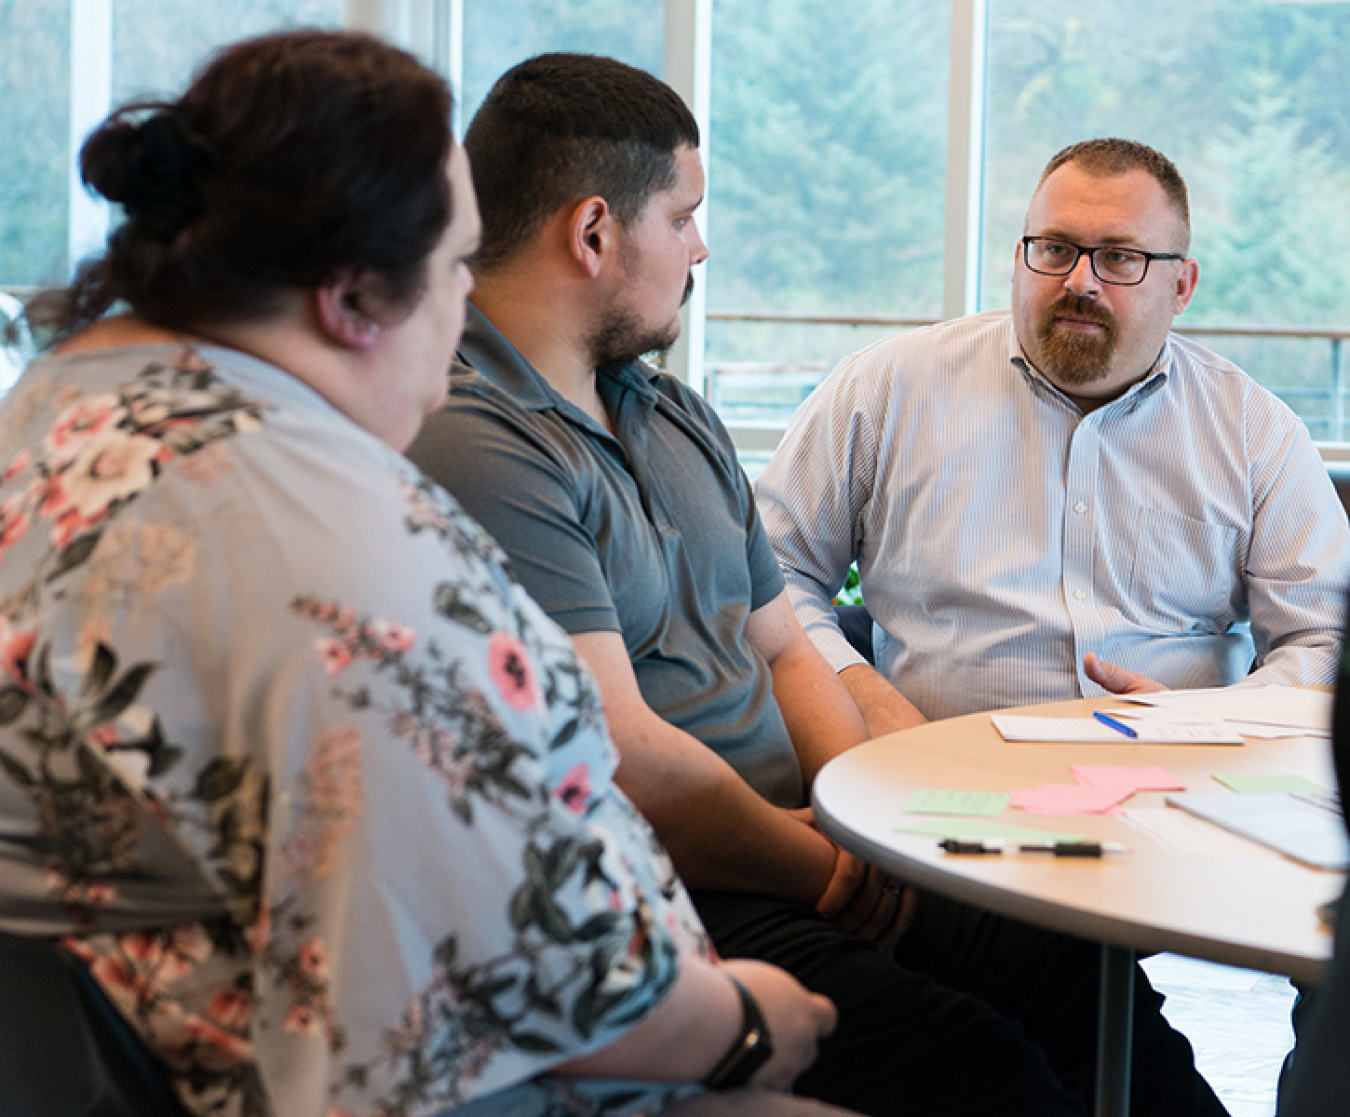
1166, 791, 1350, 870
1117, 686, 1332, 732
1120, 807, 1264, 856
991, 715, 1246, 744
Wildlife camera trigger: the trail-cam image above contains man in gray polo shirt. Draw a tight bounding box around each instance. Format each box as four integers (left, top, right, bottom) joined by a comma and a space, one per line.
408, 53, 1226, 1117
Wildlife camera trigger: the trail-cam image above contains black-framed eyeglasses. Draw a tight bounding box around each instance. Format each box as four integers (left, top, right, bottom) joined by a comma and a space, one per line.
1021, 236, 1184, 286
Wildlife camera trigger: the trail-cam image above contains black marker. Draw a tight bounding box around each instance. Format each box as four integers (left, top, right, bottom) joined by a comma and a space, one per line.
1017, 841, 1129, 858
938, 839, 1129, 857
939, 839, 1006, 855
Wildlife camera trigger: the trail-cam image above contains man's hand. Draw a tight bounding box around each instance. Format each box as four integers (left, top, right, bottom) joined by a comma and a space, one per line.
788, 808, 916, 950
813, 844, 917, 952
719, 959, 838, 1091
1083, 651, 1168, 695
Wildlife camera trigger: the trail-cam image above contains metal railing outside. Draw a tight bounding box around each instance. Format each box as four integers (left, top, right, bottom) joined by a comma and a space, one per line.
6, 289, 1350, 447
706, 309, 1350, 450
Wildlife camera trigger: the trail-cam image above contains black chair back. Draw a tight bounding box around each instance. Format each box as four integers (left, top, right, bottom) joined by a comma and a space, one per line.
0, 930, 191, 1116
834, 603, 877, 666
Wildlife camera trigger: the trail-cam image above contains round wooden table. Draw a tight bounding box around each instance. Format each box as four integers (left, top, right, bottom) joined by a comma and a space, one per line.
812, 694, 1344, 1116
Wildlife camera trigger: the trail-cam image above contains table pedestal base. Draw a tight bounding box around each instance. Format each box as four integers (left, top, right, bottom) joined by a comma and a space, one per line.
1095, 943, 1135, 1117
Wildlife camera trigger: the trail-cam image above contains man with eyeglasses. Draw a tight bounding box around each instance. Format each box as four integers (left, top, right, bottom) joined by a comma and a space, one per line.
756, 137, 1350, 737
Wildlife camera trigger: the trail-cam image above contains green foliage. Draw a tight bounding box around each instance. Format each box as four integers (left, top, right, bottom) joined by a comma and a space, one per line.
0, 0, 71, 287
709, 0, 947, 320
1190, 72, 1350, 327
834, 563, 863, 607
462, 0, 663, 120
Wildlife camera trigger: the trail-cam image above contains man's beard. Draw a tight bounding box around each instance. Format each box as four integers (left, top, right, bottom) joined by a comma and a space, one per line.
1035, 295, 1119, 386
590, 272, 695, 368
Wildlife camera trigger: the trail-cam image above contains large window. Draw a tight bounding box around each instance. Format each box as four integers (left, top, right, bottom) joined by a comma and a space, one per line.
704, 0, 949, 432
4, 1, 1350, 440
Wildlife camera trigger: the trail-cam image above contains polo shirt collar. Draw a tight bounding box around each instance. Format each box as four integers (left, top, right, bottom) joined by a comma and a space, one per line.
457, 302, 662, 413
456, 303, 557, 412
597, 357, 661, 411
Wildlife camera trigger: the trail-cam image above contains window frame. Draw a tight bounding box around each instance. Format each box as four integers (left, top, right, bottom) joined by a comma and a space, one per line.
11, 0, 1349, 458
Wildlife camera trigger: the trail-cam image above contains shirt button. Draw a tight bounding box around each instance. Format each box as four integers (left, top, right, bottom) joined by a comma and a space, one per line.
1073, 589, 1086, 601
1073, 501, 1087, 515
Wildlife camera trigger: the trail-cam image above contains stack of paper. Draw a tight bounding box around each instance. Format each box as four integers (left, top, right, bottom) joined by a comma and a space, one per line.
1166, 792, 1349, 870
1116, 687, 1332, 739
991, 715, 1245, 744
992, 686, 1332, 744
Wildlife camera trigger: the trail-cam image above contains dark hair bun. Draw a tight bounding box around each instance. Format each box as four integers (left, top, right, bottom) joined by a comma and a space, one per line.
81, 107, 209, 241
29, 30, 453, 341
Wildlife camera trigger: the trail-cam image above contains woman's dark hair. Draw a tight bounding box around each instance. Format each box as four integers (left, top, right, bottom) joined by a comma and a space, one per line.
28, 29, 454, 341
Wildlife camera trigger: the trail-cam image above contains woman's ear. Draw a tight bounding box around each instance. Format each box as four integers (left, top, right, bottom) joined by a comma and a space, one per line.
316, 271, 383, 350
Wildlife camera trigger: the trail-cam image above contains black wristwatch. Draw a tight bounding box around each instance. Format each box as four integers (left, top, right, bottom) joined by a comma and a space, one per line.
704, 976, 775, 1089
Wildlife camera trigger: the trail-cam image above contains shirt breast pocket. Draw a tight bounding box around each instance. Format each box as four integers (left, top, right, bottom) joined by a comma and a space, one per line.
1126, 507, 1242, 633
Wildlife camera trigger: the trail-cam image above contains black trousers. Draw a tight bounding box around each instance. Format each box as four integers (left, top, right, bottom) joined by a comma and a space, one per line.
692, 889, 1230, 1117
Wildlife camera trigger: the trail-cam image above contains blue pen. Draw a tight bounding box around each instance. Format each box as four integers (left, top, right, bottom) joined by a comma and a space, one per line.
1093, 711, 1138, 739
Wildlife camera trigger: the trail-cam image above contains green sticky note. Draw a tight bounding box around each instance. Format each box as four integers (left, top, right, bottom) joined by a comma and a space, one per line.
904, 789, 1012, 817
1213, 773, 1326, 795
898, 818, 1088, 844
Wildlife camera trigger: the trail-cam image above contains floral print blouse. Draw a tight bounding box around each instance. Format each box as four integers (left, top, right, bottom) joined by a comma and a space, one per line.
0, 344, 710, 1117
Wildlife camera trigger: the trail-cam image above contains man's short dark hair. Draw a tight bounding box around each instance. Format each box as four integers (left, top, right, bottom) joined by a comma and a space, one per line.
465, 53, 700, 273
1037, 138, 1191, 250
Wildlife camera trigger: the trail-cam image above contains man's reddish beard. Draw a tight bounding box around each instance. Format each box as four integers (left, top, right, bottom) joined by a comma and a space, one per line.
1036, 295, 1119, 386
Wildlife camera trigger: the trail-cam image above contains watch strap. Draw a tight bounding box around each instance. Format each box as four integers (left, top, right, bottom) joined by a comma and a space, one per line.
703, 975, 774, 1089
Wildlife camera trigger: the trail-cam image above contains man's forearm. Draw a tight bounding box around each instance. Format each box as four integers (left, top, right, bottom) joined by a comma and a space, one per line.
772, 648, 868, 787
570, 628, 838, 904
838, 663, 927, 739
613, 728, 838, 902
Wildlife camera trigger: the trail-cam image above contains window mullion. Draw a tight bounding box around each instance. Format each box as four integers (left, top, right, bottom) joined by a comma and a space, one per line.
68, 0, 113, 277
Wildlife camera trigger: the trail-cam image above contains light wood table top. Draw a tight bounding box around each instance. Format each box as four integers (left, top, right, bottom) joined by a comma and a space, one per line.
813, 694, 1343, 985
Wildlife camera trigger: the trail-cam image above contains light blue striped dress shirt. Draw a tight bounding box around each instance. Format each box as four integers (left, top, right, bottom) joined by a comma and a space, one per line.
754, 309, 1350, 722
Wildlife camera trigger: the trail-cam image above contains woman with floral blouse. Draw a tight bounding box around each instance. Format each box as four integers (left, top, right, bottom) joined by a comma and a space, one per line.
0, 30, 844, 1117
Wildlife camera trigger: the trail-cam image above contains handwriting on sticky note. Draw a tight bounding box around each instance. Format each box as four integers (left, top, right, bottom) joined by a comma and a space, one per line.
904, 789, 1012, 817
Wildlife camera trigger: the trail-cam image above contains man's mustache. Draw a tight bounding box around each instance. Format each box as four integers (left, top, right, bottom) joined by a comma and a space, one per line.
1047, 294, 1114, 329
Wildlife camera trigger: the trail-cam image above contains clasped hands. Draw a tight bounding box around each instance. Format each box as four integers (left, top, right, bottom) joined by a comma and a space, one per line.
790, 807, 917, 951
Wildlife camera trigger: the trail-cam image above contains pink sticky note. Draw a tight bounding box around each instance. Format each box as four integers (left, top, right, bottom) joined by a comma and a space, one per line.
1009, 784, 1134, 815
1071, 765, 1185, 793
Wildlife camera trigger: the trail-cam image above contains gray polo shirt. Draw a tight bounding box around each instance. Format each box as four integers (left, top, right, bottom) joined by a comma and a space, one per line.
408, 306, 803, 807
